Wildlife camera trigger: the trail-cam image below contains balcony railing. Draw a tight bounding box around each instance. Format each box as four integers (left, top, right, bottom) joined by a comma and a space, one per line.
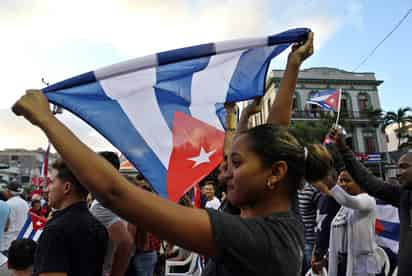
291, 110, 378, 120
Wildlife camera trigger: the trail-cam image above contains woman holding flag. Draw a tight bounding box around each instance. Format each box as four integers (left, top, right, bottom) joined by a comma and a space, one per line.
319, 170, 381, 276
11, 33, 335, 276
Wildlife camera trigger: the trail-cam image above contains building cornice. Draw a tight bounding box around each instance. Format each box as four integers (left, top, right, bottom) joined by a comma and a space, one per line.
271, 77, 383, 86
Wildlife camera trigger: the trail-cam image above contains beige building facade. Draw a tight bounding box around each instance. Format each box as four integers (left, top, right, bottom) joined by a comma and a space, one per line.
243, 67, 387, 155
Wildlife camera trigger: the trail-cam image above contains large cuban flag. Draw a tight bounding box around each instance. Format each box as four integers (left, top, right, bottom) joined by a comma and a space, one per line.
43, 28, 310, 202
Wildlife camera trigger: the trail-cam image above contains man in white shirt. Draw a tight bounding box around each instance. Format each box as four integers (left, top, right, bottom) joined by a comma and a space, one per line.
202, 180, 221, 210
0, 182, 29, 255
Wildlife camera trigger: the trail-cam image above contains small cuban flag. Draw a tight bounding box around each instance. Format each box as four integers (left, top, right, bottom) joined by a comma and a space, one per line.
42, 28, 310, 202
307, 88, 342, 112
375, 199, 400, 254
17, 213, 47, 242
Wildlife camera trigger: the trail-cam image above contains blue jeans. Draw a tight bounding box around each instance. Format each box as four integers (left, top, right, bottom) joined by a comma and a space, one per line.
302, 243, 314, 275
133, 251, 158, 276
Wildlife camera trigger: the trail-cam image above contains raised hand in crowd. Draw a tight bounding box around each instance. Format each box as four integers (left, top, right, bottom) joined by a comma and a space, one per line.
267, 31, 314, 125
327, 127, 347, 151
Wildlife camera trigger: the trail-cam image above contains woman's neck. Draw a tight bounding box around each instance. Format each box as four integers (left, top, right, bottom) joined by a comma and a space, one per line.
240, 194, 291, 218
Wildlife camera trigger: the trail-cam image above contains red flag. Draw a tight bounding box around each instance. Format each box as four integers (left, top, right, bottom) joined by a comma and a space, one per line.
41, 144, 50, 178
194, 184, 202, 208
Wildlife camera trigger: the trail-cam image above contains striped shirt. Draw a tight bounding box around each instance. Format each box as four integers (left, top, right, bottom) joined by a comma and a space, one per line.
297, 183, 320, 245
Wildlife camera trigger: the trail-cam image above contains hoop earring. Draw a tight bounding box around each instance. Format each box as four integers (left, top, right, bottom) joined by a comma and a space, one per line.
266, 179, 276, 190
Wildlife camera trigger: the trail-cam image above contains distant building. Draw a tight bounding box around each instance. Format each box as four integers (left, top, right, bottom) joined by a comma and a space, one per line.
0, 148, 58, 185
242, 67, 387, 175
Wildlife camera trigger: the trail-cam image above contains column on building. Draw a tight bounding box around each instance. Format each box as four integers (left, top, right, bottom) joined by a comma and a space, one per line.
354, 127, 365, 153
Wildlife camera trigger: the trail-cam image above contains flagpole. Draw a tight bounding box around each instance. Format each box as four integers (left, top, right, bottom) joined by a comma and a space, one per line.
334, 89, 343, 128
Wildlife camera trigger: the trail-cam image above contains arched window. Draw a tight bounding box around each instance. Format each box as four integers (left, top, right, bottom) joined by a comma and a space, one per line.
363, 129, 378, 153
358, 93, 370, 111
340, 93, 350, 113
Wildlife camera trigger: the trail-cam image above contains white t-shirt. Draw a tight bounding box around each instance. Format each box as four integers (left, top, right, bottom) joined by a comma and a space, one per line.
205, 197, 221, 210
90, 200, 121, 275
1, 196, 29, 251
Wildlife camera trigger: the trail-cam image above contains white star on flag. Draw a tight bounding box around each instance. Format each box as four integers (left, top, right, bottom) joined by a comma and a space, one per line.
188, 147, 217, 168
36, 221, 43, 226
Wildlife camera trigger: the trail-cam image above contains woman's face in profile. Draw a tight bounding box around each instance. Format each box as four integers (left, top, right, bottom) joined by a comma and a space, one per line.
225, 134, 271, 207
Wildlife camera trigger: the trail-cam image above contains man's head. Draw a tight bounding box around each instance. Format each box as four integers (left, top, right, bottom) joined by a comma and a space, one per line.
31, 199, 41, 211
47, 159, 88, 209
99, 151, 120, 170
0, 181, 23, 200
202, 180, 216, 201
8, 239, 37, 273
31, 193, 42, 201
397, 152, 412, 188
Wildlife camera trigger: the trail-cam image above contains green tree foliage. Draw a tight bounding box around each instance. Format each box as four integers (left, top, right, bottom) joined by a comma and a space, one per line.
290, 111, 354, 144
383, 107, 412, 149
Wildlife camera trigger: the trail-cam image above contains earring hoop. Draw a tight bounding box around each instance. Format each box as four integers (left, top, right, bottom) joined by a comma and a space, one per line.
266, 179, 275, 190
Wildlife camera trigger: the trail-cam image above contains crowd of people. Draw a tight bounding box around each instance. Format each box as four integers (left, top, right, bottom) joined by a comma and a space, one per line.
0, 31, 408, 276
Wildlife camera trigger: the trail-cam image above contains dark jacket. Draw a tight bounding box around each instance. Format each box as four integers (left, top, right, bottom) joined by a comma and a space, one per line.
339, 146, 411, 276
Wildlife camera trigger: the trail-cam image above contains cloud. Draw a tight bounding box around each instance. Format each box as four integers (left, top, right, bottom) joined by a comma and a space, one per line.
0, 108, 117, 152
0, 0, 364, 150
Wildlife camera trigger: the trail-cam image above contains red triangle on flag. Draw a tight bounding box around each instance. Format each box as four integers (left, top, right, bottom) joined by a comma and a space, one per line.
375, 219, 384, 234
30, 213, 47, 231
167, 112, 225, 202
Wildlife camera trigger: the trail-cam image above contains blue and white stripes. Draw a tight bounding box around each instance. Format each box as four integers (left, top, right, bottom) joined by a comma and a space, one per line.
43, 28, 310, 199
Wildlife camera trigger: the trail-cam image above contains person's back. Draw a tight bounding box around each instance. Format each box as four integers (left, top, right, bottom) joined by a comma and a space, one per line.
0, 182, 29, 253
2, 196, 29, 252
